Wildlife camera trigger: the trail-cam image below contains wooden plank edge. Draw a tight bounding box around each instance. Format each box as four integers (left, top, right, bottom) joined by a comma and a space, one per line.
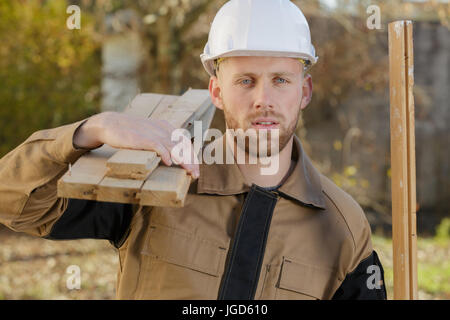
57, 175, 98, 200
138, 170, 192, 208
106, 153, 161, 180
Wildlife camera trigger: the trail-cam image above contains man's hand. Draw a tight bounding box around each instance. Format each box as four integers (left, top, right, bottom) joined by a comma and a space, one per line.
73, 112, 200, 179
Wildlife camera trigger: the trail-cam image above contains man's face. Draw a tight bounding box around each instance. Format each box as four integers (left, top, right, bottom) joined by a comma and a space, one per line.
209, 56, 312, 157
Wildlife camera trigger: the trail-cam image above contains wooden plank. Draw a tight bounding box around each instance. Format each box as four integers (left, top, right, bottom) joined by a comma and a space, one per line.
97, 176, 142, 204
105, 90, 210, 189
151, 94, 179, 116
58, 93, 167, 201
198, 104, 216, 140
123, 93, 164, 117
58, 90, 212, 208
389, 20, 409, 300
105, 94, 180, 180
405, 21, 418, 300
133, 91, 213, 206
150, 89, 212, 129
96, 94, 168, 203
57, 145, 116, 200
138, 166, 191, 208
104, 94, 167, 180
106, 150, 160, 180
388, 20, 418, 300
190, 104, 216, 159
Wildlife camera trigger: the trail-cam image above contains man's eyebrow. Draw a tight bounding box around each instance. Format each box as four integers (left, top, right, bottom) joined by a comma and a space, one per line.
232, 72, 297, 78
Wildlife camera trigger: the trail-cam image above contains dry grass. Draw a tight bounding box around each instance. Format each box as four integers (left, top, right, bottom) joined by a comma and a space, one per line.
0, 225, 117, 299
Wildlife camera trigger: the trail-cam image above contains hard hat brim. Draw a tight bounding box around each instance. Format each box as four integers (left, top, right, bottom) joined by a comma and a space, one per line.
201, 49, 318, 77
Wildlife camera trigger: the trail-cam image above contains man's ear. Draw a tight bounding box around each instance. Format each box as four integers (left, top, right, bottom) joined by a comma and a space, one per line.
300, 73, 313, 111
209, 75, 224, 110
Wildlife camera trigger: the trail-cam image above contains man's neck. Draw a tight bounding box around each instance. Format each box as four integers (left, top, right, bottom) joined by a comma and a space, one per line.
228, 135, 294, 188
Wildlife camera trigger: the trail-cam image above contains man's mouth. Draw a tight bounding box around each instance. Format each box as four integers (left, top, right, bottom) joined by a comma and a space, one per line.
251, 118, 279, 129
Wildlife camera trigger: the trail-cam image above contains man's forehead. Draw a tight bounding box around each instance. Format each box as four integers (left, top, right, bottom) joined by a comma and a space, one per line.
221, 56, 303, 76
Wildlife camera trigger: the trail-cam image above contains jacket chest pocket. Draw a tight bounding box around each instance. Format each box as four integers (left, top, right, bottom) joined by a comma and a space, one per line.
275, 257, 338, 300
135, 223, 228, 299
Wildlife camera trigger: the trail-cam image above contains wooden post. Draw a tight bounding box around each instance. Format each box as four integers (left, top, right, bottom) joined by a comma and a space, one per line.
388, 20, 418, 300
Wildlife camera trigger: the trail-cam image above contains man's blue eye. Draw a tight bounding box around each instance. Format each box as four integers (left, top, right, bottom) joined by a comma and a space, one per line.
275, 77, 287, 83
242, 79, 252, 85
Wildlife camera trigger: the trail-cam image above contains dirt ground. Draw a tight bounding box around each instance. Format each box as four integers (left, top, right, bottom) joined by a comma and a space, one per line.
0, 225, 117, 299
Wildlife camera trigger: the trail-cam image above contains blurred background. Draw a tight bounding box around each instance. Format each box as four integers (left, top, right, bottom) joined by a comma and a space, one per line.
0, 0, 448, 299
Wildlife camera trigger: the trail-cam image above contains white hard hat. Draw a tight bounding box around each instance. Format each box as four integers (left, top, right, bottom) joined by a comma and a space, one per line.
200, 0, 318, 76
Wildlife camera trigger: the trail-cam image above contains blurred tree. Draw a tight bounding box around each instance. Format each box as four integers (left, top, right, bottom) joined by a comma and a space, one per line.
88, 0, 227, 94
0, 0, 101, 157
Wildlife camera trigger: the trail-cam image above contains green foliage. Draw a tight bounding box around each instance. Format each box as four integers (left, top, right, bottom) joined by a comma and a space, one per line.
434, 218, 450, 245
418, 261, 450, 296
373, 234, 450, 299
0, 0, 101, 157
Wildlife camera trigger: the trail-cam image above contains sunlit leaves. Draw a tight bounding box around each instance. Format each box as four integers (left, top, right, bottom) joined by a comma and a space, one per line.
0, 0, 101, 157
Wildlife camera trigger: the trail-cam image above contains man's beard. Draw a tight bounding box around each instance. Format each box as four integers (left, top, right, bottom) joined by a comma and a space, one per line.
223, 107, 300, 158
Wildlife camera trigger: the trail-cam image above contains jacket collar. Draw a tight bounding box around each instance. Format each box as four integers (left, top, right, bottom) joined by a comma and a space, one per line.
197, 134, 326, 210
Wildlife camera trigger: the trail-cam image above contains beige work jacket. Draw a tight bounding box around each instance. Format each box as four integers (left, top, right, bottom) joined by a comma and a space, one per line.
0, 121, 385, 300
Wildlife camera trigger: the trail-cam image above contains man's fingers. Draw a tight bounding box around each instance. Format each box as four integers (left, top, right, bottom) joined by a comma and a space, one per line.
102, 114, 200, 177
140, 140, 172, 166
140, 137, 199, 178
180, 162, 200, 179
168, 137, 200, 179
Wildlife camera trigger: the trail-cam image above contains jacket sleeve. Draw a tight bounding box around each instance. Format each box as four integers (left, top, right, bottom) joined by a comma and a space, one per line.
332, 250, 387, 300
0, 120, 133, 248
331, 193, 387, 300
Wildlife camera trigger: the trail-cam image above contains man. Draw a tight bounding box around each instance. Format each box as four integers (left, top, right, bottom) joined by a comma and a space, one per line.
0, 0, 386, 299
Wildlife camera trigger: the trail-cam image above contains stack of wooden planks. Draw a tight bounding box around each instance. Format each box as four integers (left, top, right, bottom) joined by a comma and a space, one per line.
57, 89, 215, 208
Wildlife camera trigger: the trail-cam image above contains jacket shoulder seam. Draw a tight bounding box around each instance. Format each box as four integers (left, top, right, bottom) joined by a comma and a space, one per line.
321, 189, 356, 252
320, 174, 370, 256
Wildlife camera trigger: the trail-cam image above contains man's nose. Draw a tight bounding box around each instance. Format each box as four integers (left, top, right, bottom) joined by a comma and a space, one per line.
253, 80, 274, 110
